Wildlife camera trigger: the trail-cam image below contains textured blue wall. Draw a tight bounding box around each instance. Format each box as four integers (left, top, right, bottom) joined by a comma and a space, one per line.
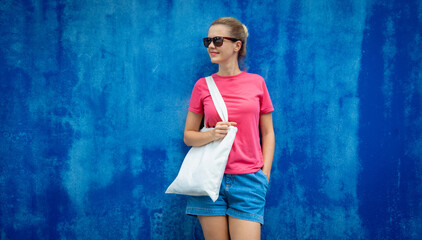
0, 0, 421, 239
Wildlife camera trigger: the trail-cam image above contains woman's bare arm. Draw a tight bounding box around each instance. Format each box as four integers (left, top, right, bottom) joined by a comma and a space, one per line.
183, 111, 237, 147
260, 112, 275, 180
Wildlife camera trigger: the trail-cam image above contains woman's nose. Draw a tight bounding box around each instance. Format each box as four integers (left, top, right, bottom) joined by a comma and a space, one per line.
208, 41, 216, 48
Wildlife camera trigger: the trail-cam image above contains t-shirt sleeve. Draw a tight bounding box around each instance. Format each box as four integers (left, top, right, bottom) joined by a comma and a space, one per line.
260, 78, 274, 114
188, 79, 204, 114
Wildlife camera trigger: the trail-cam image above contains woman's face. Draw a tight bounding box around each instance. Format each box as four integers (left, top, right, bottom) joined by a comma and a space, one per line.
207, 24, 241, 64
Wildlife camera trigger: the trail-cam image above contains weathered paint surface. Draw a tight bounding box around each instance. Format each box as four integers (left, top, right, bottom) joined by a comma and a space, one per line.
0, 0, 421, 239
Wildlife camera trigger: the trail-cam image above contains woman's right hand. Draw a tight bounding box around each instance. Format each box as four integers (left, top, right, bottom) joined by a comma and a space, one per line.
212, 121, 237, 141
184, 111, 237, 146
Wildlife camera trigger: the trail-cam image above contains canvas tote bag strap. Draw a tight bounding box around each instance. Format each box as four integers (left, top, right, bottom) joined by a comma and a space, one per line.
205, 76, 228, 122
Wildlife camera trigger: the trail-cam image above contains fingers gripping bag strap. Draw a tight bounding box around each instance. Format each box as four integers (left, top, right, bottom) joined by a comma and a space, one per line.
205, 76, 228, 122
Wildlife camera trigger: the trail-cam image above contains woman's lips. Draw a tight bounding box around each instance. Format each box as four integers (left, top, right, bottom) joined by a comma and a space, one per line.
210, 52, 219, 56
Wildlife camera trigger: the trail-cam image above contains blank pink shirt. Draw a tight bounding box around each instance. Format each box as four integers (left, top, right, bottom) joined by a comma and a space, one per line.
188, 71, 274, 174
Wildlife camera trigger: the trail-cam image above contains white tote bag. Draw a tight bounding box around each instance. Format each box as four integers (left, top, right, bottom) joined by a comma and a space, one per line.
165, 76, 237, 202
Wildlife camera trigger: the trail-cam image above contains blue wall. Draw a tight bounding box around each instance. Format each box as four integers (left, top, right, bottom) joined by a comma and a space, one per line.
0, 0, 421, 239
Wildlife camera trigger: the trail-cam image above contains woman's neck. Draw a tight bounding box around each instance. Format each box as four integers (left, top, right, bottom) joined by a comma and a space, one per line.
217, 59, 242, 76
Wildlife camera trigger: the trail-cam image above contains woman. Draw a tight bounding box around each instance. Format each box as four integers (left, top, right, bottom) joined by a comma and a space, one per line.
184, 17, 275, 240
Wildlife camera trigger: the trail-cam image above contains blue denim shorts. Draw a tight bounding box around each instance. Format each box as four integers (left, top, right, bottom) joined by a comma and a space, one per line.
186, 169, 269, 224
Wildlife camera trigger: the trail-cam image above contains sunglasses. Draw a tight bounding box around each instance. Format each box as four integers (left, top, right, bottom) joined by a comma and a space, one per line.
202, 36, 241, 48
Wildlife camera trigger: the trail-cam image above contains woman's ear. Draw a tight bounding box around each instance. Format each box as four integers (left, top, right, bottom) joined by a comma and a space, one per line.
234, 41, 242, 52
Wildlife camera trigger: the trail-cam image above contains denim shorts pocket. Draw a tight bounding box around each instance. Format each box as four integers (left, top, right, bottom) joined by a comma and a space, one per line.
256, 169, 269, 187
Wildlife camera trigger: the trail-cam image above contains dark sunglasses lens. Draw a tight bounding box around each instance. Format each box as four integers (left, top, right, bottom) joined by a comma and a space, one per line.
203, 38, 211, 48
203, 37, 225, 48
214, 37, 223, 47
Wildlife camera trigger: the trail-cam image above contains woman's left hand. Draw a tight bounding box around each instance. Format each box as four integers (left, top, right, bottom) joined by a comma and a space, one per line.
261, 168, 271, 181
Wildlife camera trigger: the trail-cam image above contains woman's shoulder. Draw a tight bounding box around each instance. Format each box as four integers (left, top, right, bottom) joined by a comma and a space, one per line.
192, 77, 207, 90
241, 72, 265, 83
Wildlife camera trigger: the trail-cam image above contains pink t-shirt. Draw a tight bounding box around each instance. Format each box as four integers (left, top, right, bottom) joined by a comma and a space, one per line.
188, 71, 274, 174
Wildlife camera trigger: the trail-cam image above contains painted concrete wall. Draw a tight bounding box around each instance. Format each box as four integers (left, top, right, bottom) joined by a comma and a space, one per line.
0, 0, 421, 239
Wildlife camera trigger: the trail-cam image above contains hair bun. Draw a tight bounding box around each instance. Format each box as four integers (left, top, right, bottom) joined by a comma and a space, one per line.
242, 24, 249, 38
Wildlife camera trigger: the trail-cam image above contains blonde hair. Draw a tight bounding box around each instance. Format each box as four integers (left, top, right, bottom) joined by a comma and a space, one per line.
210, 17, 249, 59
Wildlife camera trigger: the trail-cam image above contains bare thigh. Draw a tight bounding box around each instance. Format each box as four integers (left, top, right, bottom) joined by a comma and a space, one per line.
198, 215, 230, 240
228, 216, 261, 240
